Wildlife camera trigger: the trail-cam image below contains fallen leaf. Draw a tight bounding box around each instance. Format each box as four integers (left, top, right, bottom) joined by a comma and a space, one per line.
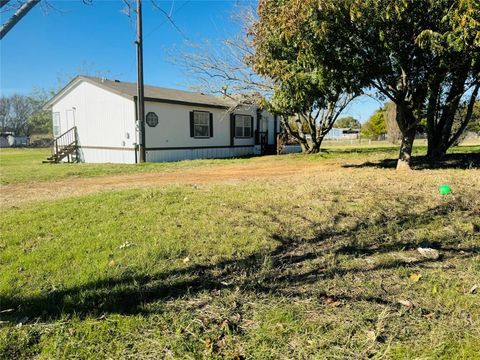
417, 247, 440, 260
324, 296, 341, 306
119, 241, 136, 249
183, 257, 190, 264
398, 299, 414, 308
221, 319, 230, 331
423, 312, 436, 319
409, 273, 422, 282
366, 330, 377, 342
204, 338, 213, 353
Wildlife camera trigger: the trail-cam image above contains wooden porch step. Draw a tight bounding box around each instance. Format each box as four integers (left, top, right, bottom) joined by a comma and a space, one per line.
43, 127, 78, 164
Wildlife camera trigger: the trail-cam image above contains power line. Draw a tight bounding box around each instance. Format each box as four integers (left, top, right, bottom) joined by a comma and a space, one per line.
145, 0, 190, 40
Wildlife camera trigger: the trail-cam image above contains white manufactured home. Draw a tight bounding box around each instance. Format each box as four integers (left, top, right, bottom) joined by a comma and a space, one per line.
44, 75, 298, 164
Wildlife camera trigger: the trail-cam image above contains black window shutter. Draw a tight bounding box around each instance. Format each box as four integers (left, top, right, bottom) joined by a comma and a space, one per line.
189, 111, 194, 137
209, 113, 213, 137
230, 113, 235, 145
250, 116, 254, 137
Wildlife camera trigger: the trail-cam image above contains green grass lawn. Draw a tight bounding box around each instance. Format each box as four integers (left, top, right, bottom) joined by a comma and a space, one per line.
0, 145, 479, 359
0, 148, 252, 185
1, 142, 479, 185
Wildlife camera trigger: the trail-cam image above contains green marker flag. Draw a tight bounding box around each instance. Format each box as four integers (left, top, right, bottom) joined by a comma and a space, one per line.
439, 185, 452, 195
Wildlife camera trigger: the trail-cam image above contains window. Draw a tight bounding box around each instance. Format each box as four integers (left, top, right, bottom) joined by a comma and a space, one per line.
53, 112, 60, 136
235, 115, 252, 138
193, 111, 210, 138
146, 112, 158, 127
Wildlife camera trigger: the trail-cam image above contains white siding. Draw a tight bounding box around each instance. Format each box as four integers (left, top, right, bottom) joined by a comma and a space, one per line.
51, 81, 136, 164
146, 146, 254, 162
78, 147, 136, 164
144, 102, 256, 149
50, 80, 289, 163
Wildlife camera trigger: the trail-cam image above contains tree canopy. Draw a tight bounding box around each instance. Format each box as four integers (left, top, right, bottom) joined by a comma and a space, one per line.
361, 110, 387, 140
251, 0, 479, 168
334, 116, 361, 129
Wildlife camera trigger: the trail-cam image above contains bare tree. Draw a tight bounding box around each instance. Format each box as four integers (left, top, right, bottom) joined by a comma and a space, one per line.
0, 96, 10, 132
0, 95, 36, 135
173, 2, 274, 103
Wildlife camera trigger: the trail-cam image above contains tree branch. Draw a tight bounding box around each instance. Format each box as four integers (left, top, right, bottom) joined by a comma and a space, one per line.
0, 0, 40, 39
447, 83, 479, 148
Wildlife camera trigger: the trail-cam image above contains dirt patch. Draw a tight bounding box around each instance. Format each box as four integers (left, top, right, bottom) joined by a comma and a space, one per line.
0, 159, 332, 207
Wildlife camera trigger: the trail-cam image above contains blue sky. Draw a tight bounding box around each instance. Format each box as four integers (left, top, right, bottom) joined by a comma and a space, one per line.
0, 0, 381, 121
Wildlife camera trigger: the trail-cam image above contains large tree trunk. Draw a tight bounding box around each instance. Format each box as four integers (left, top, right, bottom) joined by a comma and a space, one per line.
427, 138, 447, 159
397, 127, 416, 170
395, 104, 417, 170
426, 119, 445, 159
282, 113, 323, 154
427, 83, 479, 159
305, 137, 322, 153
298, 136, 322, 153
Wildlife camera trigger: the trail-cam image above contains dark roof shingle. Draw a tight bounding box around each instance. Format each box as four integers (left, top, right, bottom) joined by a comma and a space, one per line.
82, 76, 235, 108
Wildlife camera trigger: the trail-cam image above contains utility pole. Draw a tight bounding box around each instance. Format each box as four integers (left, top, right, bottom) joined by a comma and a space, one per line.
136, 0, 146, 162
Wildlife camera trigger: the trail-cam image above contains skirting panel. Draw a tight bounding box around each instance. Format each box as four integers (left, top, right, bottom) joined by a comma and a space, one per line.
145, 146, 255, 163
78, 147, 136, 164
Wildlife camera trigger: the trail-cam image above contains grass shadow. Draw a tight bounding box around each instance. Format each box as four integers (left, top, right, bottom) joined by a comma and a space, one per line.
343, 152, 480, 170
1, 199, 478, 323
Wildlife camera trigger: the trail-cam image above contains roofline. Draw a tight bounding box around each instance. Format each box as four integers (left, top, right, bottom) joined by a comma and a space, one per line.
42, 75, 133, 110
43, 76, 237, 111
140, 96, 231, 109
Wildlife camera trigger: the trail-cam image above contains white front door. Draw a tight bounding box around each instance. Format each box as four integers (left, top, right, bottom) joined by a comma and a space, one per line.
66, 109, 75, 130
260, 116, 267, 133
267, 115, 275, 145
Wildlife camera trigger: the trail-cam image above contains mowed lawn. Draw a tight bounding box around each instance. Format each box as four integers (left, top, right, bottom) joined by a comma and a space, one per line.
0, 148, 249, 185
0, 144, 479, 359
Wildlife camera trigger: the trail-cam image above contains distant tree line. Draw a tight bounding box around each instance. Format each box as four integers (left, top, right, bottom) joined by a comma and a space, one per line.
0, 91, 52, 136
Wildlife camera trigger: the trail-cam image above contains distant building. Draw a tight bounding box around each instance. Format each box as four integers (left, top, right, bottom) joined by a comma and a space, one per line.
324, 128, 360, 140
0, 132, 30, 148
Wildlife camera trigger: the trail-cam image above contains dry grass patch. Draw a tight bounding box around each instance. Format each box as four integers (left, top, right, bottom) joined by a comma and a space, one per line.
0, 147, 479, 359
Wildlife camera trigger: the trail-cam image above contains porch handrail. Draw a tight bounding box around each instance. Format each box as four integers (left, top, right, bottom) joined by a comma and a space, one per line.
255, 130, 268, 145
50, 126, 77, 158
55, 126, 77, 141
